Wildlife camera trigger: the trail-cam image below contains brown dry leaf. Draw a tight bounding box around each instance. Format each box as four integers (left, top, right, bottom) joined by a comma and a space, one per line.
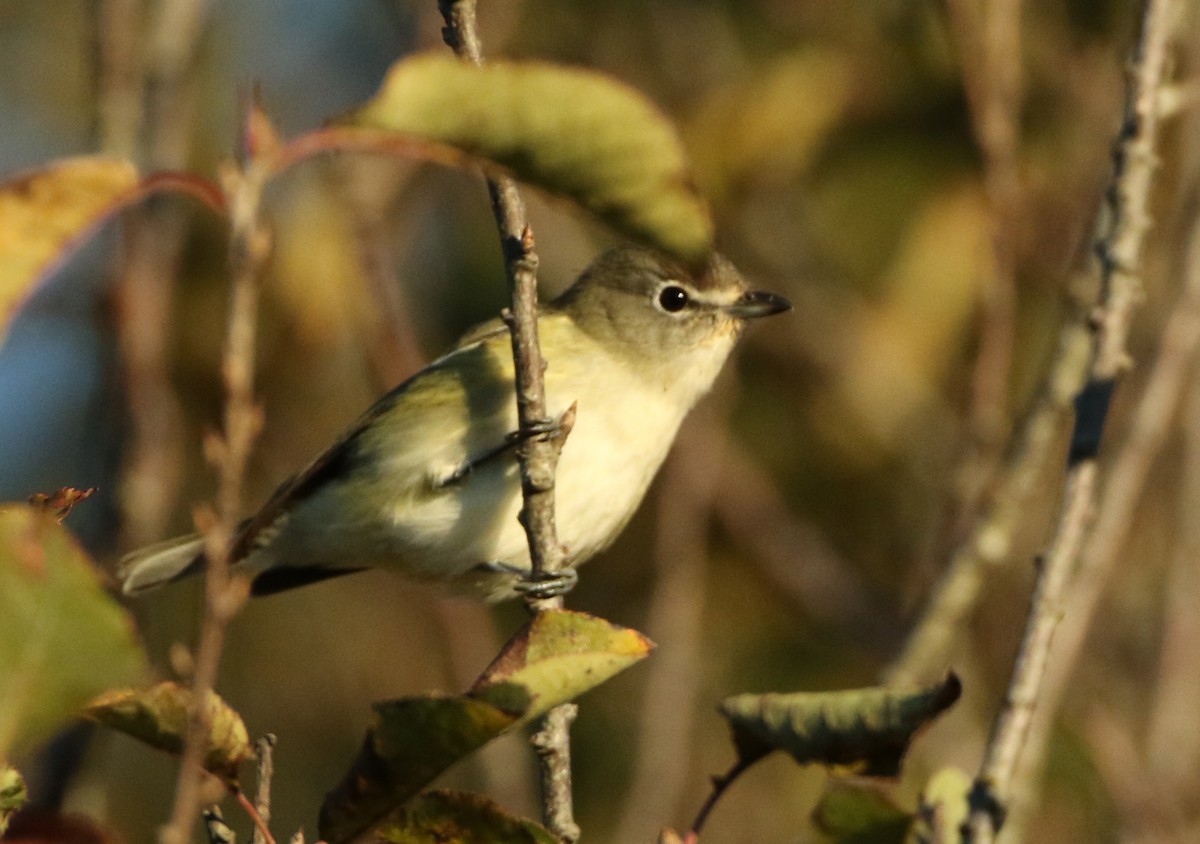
0, 157, 137, 344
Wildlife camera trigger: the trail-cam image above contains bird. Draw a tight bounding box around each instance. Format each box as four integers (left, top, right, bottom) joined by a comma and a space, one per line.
119, 246, 791, 601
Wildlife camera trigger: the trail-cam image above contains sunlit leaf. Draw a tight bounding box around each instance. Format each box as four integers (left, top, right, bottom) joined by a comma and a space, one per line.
905, 767, 970, 844
320, 610, 651, 844
372, 790, 559, 844
0, 506, 146, 757
340, 53, 713, 265
0, 765, 26, 836
84, 682, 252, 784
718, 673, 960, 777
470, 608, 654, 721
813, 783, 911, 844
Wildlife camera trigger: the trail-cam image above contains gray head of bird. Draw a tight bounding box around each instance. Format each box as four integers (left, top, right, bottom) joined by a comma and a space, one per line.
552, 247, 791, 371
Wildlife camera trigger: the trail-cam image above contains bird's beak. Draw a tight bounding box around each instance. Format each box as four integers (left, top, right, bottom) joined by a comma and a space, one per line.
723, 290, 792, 319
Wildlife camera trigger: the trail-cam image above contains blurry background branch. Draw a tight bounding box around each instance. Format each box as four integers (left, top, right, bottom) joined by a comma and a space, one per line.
967, 0, 1184, 839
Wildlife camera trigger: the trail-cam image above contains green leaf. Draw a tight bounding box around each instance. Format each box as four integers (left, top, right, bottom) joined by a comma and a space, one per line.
83, 682, 253, 784
320, 610, 652, 844
341, 53, 713, 265
905, 767, 970, 844
718, 673, 961, 777
372, 790, 560, 844
0, 505, 146, 757
813, 783, 911, 844
0, 764, 27, 836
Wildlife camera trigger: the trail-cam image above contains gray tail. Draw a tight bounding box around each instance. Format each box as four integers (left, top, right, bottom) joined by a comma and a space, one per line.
118, 534, 205, 595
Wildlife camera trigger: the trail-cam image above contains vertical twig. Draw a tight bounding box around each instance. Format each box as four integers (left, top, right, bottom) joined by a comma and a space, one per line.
251, 735, 276, 844
159, 127, 272, 844
964, 0, 1181, 839
436, 2, 577, 840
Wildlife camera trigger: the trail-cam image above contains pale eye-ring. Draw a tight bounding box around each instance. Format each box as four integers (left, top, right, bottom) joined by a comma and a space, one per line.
658, 285, 689, 313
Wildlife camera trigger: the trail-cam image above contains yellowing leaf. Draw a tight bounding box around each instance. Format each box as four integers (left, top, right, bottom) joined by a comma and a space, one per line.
320, 610, 651, 844
373, 790, 560, 844
719, 673, 961, 778
0, 158, 137, 345
0, 506, 146, 757
84, 682, 252, 783
342, 53, 713, 265
470, 608, 654, 721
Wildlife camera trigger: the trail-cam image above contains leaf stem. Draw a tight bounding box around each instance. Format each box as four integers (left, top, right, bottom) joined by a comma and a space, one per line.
685, 758, 754, 842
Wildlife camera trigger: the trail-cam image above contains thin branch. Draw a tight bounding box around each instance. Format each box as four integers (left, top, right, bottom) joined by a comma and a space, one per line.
965, 0, 1182, 839
436, 2, 576, 840
159, 137, 272, 844
684, 758, 754, 843
1001, 188, 1200, 843
884, 312, 1091, 684
251, 735, 276, 844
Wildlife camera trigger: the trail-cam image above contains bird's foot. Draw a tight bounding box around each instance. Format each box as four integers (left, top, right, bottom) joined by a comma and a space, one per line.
515, 566, 579, 600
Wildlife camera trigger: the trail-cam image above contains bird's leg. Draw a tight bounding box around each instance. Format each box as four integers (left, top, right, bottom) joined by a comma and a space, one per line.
474, 560, 580, 599
436, 404, 575, 489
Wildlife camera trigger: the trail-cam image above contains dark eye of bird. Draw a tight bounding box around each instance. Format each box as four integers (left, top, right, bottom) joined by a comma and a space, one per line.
658, 285, 689, 313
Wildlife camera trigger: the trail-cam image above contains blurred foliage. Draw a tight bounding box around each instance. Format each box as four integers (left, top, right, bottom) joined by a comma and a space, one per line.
0, 0, 1194, 843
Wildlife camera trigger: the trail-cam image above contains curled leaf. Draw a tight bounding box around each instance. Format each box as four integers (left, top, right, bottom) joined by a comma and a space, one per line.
320, 610, 651, 843
340, 53, 713, 265
84, 682, 252, 783
373, 790, 559, 844
0, 506, 146, 757
719, 673, 961, 777
27, 487, 96, 522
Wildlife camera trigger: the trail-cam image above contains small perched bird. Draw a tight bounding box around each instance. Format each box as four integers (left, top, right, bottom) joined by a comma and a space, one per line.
120, 247, 790, 601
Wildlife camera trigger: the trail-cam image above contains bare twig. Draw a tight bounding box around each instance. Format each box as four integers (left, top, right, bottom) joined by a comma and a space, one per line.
965, 1, 1182, 839
251, 735, 276, 844
884, 314, 1091, 684
160, 131, 272, 844
436, 2, 577, 840
1002, 190, 1200, 842
684, 758, 754, 843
